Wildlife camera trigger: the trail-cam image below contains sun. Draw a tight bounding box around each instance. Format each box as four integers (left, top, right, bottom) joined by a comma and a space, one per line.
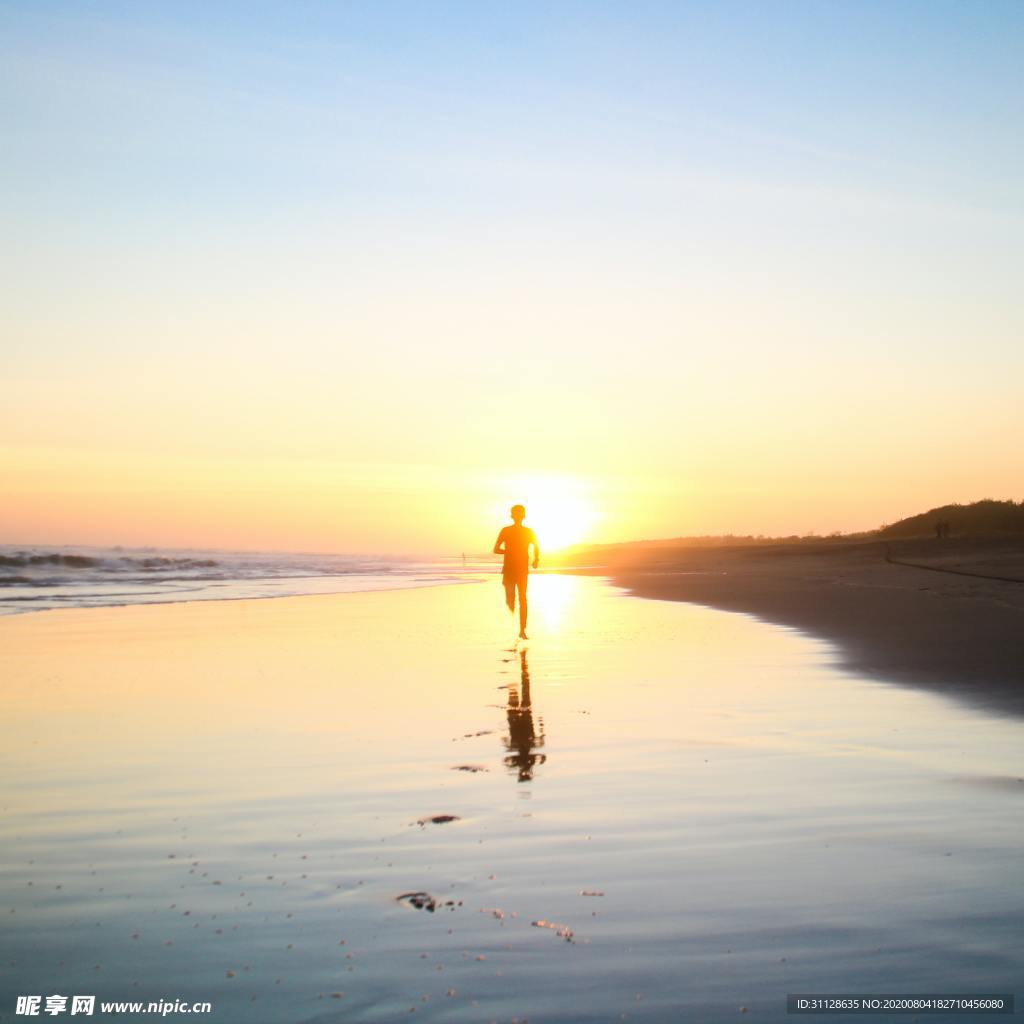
494, 475, 597, 552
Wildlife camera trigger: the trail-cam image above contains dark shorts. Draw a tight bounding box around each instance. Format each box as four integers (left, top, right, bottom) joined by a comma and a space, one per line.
502, 568, 528, 585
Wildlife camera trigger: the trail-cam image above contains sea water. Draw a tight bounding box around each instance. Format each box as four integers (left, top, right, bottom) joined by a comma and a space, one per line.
0, 545, 479, 615
0, 577, 1021, 1022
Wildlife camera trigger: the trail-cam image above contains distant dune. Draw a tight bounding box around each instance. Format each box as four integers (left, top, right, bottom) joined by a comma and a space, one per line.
876, 498, 1024, 538
553, 498, 1024, 566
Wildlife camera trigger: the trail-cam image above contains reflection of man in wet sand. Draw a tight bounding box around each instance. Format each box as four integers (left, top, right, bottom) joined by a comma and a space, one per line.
493, 504, 539, 639
504, 648, 546, 782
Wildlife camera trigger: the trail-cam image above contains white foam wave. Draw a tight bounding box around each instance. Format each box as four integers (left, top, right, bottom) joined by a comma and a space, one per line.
0, 545, 490, 615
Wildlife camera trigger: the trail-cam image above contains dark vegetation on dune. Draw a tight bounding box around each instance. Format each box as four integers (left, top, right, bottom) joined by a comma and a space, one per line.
876, 499, 1024, 538
554, 499, 1024, 564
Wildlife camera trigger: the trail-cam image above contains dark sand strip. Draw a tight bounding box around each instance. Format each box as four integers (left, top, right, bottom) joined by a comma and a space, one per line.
570, 539, 1024, 718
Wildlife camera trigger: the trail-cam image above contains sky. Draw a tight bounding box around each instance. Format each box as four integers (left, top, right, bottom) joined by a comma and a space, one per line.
3, 0, 1023, 554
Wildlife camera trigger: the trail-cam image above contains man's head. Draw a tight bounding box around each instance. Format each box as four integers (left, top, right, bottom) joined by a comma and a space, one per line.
510, 504, 526, 524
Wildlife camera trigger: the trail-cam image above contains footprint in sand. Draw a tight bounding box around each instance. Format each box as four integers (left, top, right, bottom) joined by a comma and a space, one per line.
396, 891, 462, 913
413, 814, 461, 827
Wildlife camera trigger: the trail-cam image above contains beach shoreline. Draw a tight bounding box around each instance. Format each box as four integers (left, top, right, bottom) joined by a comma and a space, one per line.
3, 568, 1023, 1020
561, 537, 1024, 718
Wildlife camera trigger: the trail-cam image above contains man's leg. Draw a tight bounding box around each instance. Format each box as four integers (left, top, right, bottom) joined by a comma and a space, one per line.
517, 578, 528, 635
504, 579, 516, 613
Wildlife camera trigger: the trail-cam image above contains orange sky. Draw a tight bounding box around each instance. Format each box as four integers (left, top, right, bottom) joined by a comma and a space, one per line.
3, 4, 1022, 554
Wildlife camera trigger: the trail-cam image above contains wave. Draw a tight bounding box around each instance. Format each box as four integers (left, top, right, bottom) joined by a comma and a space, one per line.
1, 553, 98, 568
0, 545, 484, 616
0, 552, 220, 571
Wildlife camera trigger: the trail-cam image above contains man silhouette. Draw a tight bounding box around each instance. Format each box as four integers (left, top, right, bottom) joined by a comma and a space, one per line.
493, 504, 539, 639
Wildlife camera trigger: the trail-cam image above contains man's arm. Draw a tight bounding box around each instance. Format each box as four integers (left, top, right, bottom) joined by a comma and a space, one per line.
493, 528, 506, 555
531, 531, 540, 569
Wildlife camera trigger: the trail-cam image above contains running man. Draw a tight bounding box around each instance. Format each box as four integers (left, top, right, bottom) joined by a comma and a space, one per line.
493, 504, 539, 639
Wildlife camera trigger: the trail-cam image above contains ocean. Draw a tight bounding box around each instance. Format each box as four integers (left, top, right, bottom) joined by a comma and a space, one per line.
0, 545, 483, 615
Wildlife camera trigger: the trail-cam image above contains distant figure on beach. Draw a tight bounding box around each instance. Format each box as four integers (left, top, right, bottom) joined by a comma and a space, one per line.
493, 504, 539, 639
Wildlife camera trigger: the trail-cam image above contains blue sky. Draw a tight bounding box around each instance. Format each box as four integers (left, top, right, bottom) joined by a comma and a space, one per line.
2, 1, 1023, 547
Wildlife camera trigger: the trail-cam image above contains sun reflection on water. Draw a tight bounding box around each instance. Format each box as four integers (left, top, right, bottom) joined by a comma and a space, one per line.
529, 572, 579, 632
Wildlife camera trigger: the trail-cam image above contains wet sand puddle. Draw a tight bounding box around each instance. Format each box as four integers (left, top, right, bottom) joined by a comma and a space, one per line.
1, 577, 1023, 1022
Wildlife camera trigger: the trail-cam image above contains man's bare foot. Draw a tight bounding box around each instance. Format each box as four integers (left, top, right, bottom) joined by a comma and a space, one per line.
519, 630, 528, 640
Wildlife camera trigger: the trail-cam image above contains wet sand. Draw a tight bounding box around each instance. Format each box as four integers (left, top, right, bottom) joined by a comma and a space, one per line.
580, 538, 1024, 718
1, 578, 1022, 1022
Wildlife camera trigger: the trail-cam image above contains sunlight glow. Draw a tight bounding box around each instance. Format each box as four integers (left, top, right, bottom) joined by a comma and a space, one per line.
491, 475, 597, 552
530, 573, 579, 633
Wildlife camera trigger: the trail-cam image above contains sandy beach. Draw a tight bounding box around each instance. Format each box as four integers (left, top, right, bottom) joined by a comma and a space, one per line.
566, 538, 1024, 719
2, 577, 1022, 1022
6, 2, 1023, 1019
